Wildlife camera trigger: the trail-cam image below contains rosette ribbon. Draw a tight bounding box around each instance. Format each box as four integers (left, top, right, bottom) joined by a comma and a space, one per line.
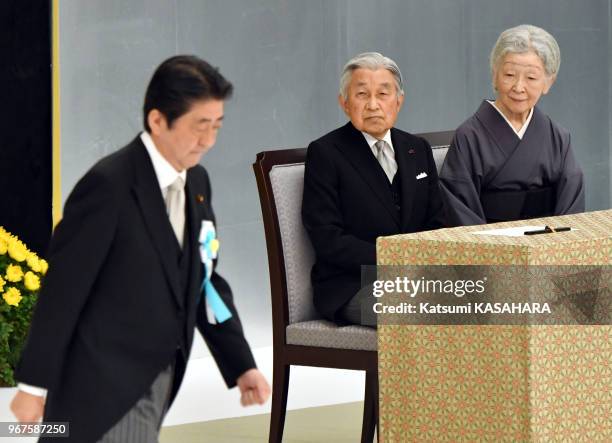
199, 221, 232, 323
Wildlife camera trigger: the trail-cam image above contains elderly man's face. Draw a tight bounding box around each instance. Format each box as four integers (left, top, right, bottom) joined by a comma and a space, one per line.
339, 68, 404, 139
494, 51, 554, 125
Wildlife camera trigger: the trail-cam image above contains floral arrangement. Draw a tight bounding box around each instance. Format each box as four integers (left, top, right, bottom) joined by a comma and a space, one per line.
0, 226, 47, 386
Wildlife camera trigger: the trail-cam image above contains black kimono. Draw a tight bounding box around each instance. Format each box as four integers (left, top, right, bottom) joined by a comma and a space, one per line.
439, 100, 585, 225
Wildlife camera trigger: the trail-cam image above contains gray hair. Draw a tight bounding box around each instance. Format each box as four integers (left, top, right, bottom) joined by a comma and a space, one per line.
339, 52, 404, 100
490, 24, 561, 80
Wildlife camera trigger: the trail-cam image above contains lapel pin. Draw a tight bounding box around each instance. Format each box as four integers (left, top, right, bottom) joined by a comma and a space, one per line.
196, 194, 205, 203
408, 149, 415, 154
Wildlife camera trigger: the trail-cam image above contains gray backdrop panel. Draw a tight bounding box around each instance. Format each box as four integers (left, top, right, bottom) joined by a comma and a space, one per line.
60, 0, 612, 349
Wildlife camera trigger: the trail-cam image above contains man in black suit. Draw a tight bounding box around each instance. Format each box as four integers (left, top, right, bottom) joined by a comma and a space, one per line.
11, 55, 270, 442
302, 52, 444, 326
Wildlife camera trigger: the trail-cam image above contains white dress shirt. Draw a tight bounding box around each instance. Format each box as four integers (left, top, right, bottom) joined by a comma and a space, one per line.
140, 131, 187, 196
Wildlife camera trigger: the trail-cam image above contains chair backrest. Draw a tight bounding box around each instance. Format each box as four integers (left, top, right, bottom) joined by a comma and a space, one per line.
418, 130, 454, 173
253, 131, 454, 336
254, 148, 315, 343
268, 163, 319, 324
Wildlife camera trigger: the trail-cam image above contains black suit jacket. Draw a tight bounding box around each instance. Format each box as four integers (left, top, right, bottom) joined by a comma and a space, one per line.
302, 122, 444, 321
16, 137, 256, 443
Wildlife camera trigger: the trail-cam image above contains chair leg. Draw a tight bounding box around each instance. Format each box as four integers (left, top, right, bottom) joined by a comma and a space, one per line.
361, 368, 378, 443
269, 361, 290, 443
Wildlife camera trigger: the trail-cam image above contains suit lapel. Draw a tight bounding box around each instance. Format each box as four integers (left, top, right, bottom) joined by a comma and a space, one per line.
184, 171, 204, 315
392, 128, 416, 231
335, 123, 400, 226
130, 140, 184, 308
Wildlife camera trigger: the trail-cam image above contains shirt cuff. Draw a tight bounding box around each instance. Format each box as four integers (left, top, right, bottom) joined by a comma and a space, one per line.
17, 383, 47, 397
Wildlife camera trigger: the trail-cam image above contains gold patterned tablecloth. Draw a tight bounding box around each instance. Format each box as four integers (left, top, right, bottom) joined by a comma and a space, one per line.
377, 210, 612, 442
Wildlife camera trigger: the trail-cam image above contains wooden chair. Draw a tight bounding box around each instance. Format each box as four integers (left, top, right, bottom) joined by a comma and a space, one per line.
252, 131, 453, 443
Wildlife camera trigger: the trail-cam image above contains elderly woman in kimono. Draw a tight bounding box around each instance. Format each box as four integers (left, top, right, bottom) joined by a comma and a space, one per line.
439, 24, 585, 225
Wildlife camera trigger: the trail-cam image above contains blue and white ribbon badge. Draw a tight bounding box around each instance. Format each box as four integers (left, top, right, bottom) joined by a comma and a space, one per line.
199, 220, 232, 324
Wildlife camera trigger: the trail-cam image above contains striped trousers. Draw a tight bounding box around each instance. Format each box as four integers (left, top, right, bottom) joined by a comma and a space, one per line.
97, 365, 173, 443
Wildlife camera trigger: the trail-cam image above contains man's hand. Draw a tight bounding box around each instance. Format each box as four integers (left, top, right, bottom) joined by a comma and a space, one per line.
10, 391, 45, 422
236, 368, 271, 407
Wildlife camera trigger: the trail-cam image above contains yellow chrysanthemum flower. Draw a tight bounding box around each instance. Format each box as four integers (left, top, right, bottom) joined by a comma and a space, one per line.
2, 287, 22, 306
40, 259, 49, 275
0, 226, 8, 241
5, 264, 24, 282
26, 253, 42, 273
8, 238, 28, 262
0, 239, 7, 255
210, 239, 220, 254
0, 276, 5, 292
24, 271, 41, 291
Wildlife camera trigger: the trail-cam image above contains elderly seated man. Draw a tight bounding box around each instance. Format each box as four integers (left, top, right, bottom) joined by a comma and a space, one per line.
302, 52, 444, 326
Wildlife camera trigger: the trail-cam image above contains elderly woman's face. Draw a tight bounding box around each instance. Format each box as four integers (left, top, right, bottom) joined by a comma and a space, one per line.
494, 50, 553, 123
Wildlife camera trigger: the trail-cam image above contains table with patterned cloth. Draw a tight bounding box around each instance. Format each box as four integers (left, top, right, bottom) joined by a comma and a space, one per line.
376, 210, 611, 442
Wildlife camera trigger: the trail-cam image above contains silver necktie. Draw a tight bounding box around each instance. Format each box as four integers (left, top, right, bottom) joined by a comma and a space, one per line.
374, 140, 397, 183
165, 177, 185, 248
